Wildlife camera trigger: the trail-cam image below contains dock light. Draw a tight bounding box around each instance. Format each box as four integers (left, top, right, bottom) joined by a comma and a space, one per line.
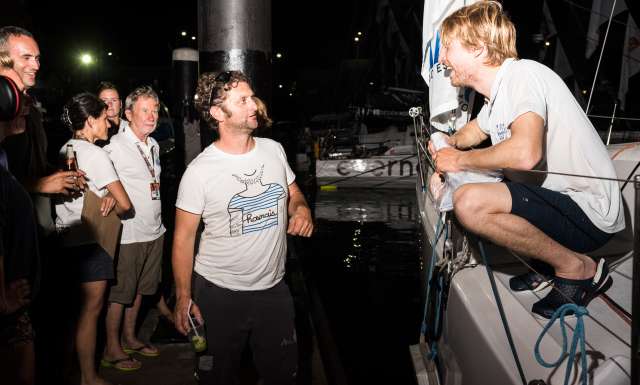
354, 37, 360, 42
191, 36, 196, 40
582, 89, 588, 95
276, 53, 283, 59
80, 53, 94, 65
544, 41, 550, 47
369, 82, 374, 86
357, 31, 362, 36
181, 31, 187, 36
278, 84, 283, 89
289, 93, 293, 96
107, 52, 113, 56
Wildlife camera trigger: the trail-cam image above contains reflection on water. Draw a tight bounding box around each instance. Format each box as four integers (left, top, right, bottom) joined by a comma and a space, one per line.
305, 188, 422, 385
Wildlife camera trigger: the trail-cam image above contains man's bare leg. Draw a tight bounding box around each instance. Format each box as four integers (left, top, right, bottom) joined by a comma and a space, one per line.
103, 302, 138, 368
452, 183, 597, 280
121, 294, 157, 354
0, 341, 35, 385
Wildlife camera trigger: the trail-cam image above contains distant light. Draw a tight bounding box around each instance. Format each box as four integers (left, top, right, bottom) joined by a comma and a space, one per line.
276, 52, 283, 59
194, 94, 199, 100
278, 84, 283, 89
582, 89, 588, 95
289, 93, 293, 96
369, 82, 374, 86
181, 31, 187, 36
357, 31, 362, 36
354, 37, 360, 42
80, 53, 94, 65
544, 41, 550, 47
191, 36, 196, 40
107, 52, 113, 56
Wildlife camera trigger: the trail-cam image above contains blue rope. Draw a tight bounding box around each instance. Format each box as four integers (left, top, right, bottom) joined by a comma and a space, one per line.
428, 273, 445, 360
420, 215, 445, 339
534, 304, 589, 385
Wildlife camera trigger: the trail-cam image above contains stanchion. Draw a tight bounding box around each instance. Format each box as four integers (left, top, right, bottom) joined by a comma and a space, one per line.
632, 175, 640, 385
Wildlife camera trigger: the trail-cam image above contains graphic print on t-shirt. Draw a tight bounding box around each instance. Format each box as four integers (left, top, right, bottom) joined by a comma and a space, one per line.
227, 165, 286, 237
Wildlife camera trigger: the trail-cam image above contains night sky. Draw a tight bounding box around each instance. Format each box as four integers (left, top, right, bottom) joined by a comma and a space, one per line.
2, 0, 638, 123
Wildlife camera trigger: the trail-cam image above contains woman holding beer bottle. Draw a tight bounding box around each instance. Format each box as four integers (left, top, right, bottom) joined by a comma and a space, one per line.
55, 93, 135, 384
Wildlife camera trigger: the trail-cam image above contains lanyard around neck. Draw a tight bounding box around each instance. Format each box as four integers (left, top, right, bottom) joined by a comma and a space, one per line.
135, 143, 156, 180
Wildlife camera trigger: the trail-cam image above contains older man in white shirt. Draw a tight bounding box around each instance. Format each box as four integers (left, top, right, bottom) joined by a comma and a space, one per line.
101, 86, 165, 370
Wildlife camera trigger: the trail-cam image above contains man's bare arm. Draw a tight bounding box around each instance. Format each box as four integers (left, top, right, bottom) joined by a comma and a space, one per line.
287, 182, 313, 237
450, 119, 489, 149
435, 112, 544, 172
172, 208, 203, 334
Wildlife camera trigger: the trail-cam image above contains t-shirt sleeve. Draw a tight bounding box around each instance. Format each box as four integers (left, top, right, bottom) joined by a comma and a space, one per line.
507, 66, 547, 126
276, 143, 295, 185
475, 106, 490, 134
175, 165, 206, 215
84, 148, 119, 190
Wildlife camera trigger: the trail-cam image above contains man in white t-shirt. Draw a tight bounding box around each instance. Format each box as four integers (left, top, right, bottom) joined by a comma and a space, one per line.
430, 2, 624, 319
102, 86, 165, 368
172, 70, 313, 384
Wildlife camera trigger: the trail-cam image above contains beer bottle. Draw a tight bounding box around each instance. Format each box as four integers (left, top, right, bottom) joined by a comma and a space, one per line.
65, 144, 80, 192
65, 144, 77, 171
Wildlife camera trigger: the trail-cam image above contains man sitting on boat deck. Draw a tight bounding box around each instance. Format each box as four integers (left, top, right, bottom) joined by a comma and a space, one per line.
429, 1, 624, 319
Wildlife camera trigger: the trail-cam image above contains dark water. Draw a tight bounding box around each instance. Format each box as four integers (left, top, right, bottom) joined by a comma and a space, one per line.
302, 188, 422, 385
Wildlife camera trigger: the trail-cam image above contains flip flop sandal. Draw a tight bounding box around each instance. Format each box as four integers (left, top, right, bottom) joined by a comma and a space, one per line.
100, 356, 142, 371
509, 260, 554, 292
123, 343, 160, 357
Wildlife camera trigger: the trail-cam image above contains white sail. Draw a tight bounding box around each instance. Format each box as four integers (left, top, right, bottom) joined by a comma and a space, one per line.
420, 0, 477, 133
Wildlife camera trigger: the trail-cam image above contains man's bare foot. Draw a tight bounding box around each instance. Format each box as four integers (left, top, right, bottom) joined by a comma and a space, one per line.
100, 353, 142, 371
121, 338, 159, 356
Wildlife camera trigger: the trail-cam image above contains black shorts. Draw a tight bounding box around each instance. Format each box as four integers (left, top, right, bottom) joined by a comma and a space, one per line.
506, 182, 613, 253
66, 244, 114, 283
193, 273, 297, 385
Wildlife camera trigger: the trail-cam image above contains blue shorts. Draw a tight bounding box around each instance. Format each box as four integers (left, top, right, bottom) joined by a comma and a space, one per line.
505, 182, 613, 253
66, 244, 114, 283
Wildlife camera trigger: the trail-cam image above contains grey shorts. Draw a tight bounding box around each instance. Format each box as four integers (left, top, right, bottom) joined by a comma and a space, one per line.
108, 235, 164, 305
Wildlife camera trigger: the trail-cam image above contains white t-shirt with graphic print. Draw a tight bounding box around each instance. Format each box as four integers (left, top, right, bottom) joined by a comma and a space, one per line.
476, 58, 624, 234
176, 137, 295, 291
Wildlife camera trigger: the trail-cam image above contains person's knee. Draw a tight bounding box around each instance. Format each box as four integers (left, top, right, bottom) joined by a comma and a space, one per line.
453, 185, 481, 223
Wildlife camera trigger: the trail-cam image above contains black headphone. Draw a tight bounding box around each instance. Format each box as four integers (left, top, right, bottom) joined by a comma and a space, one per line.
0, 75, 21, 121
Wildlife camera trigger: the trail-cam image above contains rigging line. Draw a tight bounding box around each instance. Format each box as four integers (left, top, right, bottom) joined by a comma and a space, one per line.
318, 153, 417, 186
586, 0, 618, 114
504, 167, 635, 184
620, 161, 640, 191
505, 249, 631, 348
478, 241, 528, 385
589, 115, 640, 121
560, 0, 628, 28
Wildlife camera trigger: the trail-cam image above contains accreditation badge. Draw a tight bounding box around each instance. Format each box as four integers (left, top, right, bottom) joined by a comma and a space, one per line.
150, 182, 161, 200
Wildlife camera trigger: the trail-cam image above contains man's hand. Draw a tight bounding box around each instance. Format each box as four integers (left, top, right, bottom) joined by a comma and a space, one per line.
100, 195, 116, 216
434, 147, 464, 173
174, 296, 203, 336
0, 279, 31, 315
428, 134, 457, 157
287, 206, 313, 237
36, 170, 86, 195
